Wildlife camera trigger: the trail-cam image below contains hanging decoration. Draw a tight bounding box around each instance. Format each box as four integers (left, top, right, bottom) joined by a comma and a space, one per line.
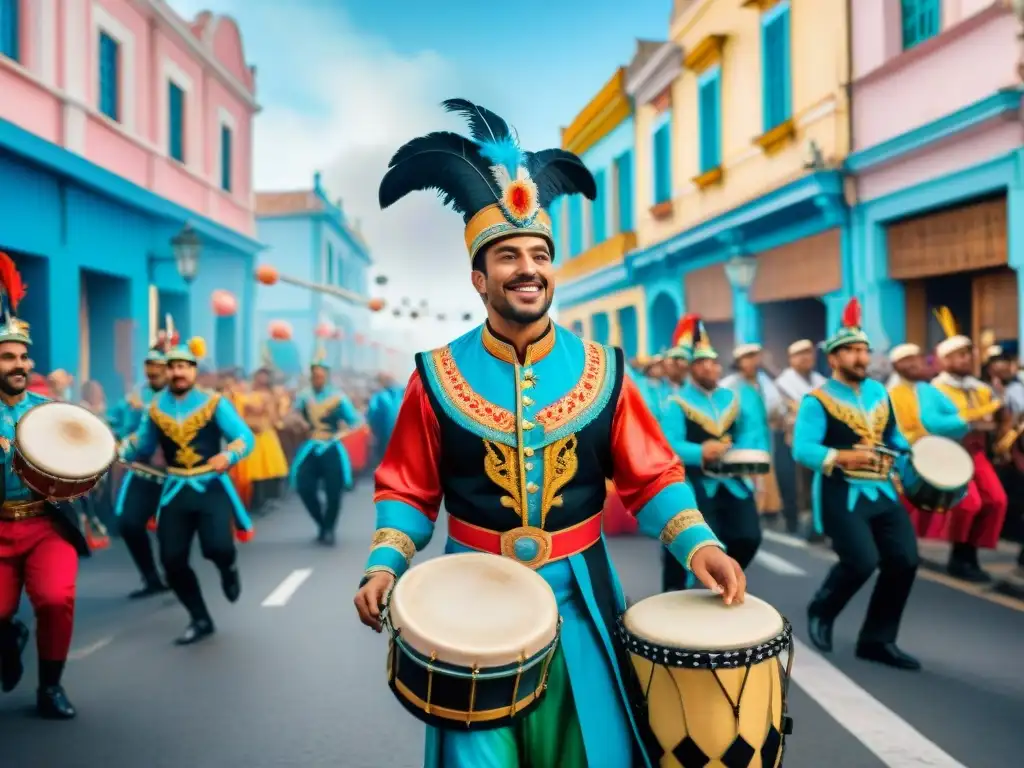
211, 290, 237, 317
315, 321, 335, 338
375, 275, 388, 285
331, 328, 344, 340
268, 320, 293, 341
354, 333, 366, 346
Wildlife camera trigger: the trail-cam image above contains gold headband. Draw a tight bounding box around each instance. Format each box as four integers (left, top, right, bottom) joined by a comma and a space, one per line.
464, 204, 553, 261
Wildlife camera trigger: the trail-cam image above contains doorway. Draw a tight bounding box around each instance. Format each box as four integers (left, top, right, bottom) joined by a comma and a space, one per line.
82, 269, 132, 400
760, 298, 828, 377
215, 315, 238, 370
648, 292, 679, 354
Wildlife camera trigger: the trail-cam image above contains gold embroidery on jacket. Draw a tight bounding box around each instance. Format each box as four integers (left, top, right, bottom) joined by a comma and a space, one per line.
305, 395, 341, 435
671, 395, 739, 439
810, 390, 888, 444
540, 434, 579, 527
148, 395, 221, 468
660, 509, 706, 545
483, 440, 524, 524
371, 528, 416, 563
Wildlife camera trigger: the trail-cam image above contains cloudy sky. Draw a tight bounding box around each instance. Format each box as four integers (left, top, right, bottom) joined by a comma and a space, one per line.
171, 0, 671, 350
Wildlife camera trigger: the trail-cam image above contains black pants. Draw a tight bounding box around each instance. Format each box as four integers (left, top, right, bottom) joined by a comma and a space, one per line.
773, 434, 800, 533
296, 450, 344, 534
810, 492, 919, 644
157, 483, 237, 622
662, 480, 762, 592
119, 475, 163, 583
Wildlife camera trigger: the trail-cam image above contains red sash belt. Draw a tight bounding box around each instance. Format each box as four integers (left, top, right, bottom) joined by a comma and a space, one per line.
447, 513, 603, 568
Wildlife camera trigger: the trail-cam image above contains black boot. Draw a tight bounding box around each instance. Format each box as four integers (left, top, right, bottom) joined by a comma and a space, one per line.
220, 565, 241, 603
807, 608, 834, 653
0, 619, 29, 693
855, 642, 921, 671
174, 618, 215, 646
36, 660, 76, 719
320, 530, 336, 546
129, 576, 170, 600
948, 544, 991, 583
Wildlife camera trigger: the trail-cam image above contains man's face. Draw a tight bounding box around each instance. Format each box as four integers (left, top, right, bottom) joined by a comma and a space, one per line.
646, 361, 666, 380
830, 343, 870, 382
690, 358, 721, 389
144, 362, 168, 390
471, 235, 555, 326
894, 355, 925, 381
0, 341, 30, 396
254, 371, 270, 389
666, 358, 688, 383
311, 366, 328, 390
944, 347, 974, 377
790, 349, 814, 374
737, 353, 760, 378
168, 360, 197, 394
988, 359, 1011, 383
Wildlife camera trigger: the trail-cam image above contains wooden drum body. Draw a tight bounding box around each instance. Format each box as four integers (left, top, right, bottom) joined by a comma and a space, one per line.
13, 402, 117, 501
898, 435, 973, 513
706, 449, 772, 477
384, 552, 561, 731
618, 591, 793, 768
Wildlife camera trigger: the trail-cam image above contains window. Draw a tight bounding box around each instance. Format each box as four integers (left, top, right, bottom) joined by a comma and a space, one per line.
0, 0, 19, 62
592, 313, 610, 345
220, 124, 233, 192
617, 306, 638, 359
761, 1, 791, 132
168, 81, 185, 163
591, 170, 607, 245
652, 122, 672, 204
570, 320, 584, 337
98, 32, 120, 121
326, 243, 334, 284
568, 195, 583, 257
214, 316, 237, 369
615, 150, 634, 232
902, 0, 940, 50
698, 67, 722, 174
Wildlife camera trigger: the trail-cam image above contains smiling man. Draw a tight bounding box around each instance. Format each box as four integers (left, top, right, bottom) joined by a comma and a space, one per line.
352, 99, 745, 768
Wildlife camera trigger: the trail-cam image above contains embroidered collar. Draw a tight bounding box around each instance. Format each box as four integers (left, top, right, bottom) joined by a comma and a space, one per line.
933, 372, 984, 390
481, 321, 555, 365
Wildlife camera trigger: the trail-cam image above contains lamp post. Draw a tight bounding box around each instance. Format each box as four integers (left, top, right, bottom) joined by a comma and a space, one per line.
171, 223, 202, 284
723, 253, 757, 291
723, 253, 760, 346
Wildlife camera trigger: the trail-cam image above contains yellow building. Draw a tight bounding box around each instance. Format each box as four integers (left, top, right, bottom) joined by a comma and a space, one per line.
626, 0, 852, 365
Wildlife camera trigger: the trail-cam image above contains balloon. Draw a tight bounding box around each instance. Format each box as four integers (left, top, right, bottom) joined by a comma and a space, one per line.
255, 265, 279, 286
315, 321, 335, 338
331, 328, 344, 340
211, 290, 237, 317
354, 333, 366, 346
268, 320, 292, 341
368, 297, 385, 312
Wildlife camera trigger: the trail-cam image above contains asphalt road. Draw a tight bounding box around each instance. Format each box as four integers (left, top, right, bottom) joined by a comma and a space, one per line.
2, 484, 1022, 768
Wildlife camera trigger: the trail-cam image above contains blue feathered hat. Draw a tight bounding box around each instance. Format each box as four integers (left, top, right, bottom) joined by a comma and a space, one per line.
310, 343, 330, 371
379, 99, 598, 262
0, 252, 30, 346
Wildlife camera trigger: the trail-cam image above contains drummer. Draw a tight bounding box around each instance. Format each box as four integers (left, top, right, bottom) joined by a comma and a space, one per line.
661, 319, 768, 592
352, 99, 744, 768
930, 309, 1008, 583
108, 343, 172, 599
118, 338, 255, 646
792, 299, 921, 670
0, 255, 89, 719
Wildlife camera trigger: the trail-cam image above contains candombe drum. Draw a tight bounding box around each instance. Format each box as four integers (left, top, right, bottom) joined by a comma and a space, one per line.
894, 435, 973, 513
618, 590, 794, 767
13, 402, 117, 500
383, 552, 561, 730
706, 449, 772, 476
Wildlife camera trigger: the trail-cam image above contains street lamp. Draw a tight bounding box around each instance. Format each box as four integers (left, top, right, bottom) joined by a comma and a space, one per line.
171, 223, 201, 283
723, 254, 758, 291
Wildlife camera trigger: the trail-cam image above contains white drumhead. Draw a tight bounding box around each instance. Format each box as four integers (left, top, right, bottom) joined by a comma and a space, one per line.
623, 590, 784, 650
388, 553, 559, 668
912, 435, 974, 489
722, 449, 771, 464
17, 402, 116, 479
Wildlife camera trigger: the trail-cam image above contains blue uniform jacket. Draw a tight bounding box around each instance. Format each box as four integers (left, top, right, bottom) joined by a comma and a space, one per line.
291, 387, 363, 489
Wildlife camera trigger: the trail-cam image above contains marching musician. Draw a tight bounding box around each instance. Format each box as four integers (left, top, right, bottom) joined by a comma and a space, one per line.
352, 99, 743, 768
366, 372, 404, 465
0, 255, 88, 718
290, 345, 362, 546
775, 339, 827, 535
983, 340, 1024, 415
930, 308, 1008, 583
792, 299, 921, 670
661, 318, 768, 592
118, 340, 255, 645
107, 344, 172, 599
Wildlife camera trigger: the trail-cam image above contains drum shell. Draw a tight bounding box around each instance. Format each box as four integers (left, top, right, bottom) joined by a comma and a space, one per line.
897, 455, 968, 513
12, 448, 102, 501
387, 634, 558, 731
704, 460, 771, 477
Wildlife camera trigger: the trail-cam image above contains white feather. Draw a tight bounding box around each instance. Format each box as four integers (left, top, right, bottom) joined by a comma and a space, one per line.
489, 165, 513, 189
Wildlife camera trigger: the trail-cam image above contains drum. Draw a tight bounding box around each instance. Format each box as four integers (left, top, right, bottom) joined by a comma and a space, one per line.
13, 402, 117, 501
618, 590, 793, 768
897, 435, 973, 513
706, 449, 772, 476
384, 552, 561, 730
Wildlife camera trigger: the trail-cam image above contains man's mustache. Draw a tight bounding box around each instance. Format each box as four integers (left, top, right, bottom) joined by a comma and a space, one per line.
5, 369, 26, 378
504, 275, 547, 288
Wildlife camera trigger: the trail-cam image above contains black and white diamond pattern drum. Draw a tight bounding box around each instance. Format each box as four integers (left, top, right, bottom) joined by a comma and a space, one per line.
617, 590, 793, 768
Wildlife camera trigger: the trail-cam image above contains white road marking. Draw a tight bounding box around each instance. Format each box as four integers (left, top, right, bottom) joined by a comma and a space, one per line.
68, 636, 113, 661
261, 568, 313, 607
754, 550, 807, 576
762, 529, 809, 549
789, 637, 969, 767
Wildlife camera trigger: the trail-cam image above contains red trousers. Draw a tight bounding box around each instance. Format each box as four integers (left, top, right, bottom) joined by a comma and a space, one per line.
906, 451, 1008, 550
0, 516, 78, 661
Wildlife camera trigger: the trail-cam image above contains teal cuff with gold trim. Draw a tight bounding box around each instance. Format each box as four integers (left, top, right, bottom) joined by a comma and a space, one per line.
362, 499, 437, 580
635, 482, 722, 567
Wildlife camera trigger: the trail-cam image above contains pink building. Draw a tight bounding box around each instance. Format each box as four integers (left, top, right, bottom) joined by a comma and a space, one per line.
847, 0, 1024, 351
0, 0, 261, 398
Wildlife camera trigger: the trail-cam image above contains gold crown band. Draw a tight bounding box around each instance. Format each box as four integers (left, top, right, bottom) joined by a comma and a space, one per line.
464, 204, 553, 261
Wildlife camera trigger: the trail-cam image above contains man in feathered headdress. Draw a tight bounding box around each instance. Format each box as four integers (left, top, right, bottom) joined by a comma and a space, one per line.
352, 99, 744, 768
118, 334, 255, 646
106, 321, 176, 600
929, 308, 1008, 582
0, 253, 90, 719
661, 318, 769, 592
290, 343, 362, 546
791, 298, 921, 670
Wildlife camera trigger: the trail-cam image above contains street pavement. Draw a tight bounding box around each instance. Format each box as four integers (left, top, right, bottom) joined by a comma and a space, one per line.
2, 483, 1022, 768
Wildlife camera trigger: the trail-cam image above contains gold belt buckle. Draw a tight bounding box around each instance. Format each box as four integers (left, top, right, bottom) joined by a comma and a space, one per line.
500, 526, 553, 569
1, 501, 46, 521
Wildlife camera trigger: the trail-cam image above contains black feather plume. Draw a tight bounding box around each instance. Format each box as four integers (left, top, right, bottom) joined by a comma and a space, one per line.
378, 131, 500, 222
526, 149, 598, 209
442, 99, 511, 144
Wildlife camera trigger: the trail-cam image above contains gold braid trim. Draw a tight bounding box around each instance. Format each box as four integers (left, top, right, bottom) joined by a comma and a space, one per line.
659, 509, 706, 546
670, 396, 739, 439
371, 528, 416, 563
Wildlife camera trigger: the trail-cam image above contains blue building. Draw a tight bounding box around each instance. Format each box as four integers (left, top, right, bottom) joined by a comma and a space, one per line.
254, 173, 373, 376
